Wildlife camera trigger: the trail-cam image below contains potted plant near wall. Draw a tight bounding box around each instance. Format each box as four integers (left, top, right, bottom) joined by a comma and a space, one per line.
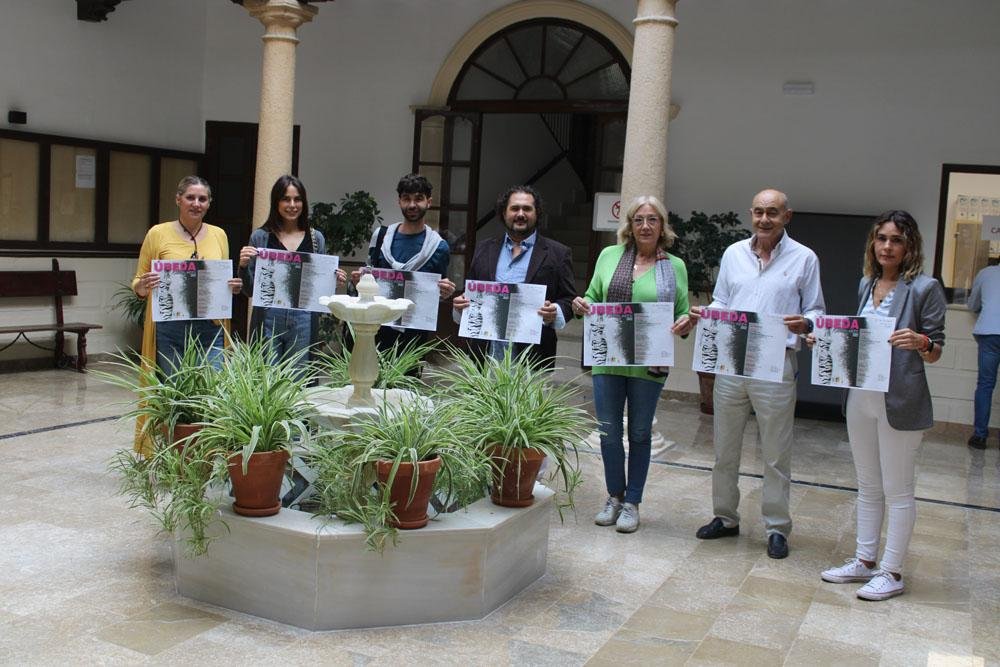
669, 210, 750, 414
195, 337, 318, 518
310, 191, 383, 348
432, 347, 595, 511
308, 399, 490, 553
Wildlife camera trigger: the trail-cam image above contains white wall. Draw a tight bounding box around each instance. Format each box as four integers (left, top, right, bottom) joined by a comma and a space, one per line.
0, 0, 207, 150
665, 0, 1000, 256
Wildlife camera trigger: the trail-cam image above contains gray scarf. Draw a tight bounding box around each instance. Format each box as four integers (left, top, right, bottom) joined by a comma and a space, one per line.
375, 222, 443, 271
607, 244, 677, 304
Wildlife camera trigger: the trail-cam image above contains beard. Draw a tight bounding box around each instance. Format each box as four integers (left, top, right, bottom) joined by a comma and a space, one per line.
402, 207, 426, 223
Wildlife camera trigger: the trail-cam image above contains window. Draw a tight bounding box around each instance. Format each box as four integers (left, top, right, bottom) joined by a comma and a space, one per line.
0, 128, 202, 256
934, 163, 1000, 301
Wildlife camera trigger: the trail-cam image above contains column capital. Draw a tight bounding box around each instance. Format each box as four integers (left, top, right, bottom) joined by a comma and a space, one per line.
243, 0, 319, 42
634, 0, 678, 27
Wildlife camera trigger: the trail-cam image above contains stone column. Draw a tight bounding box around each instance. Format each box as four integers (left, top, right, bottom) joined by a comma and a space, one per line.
619, 0, 679, 208
243, 0, 318, 229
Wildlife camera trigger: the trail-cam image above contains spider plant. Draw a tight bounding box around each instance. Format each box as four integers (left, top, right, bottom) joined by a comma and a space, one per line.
308, 398, 490, 554
196, 336, 318, 469
111, 282, 147, 328
431, 346, 595, 513
95, 332, 218, 445
312, 335, 438, 392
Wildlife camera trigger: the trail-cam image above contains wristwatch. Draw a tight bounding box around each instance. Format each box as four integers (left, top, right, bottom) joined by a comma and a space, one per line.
804, 318, 814, 334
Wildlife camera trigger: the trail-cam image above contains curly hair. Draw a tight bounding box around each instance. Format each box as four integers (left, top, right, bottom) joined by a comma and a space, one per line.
495, 185, 544, 224
396, 173, 433, 197
616, 195, 677, 250
862, 209, 924, 281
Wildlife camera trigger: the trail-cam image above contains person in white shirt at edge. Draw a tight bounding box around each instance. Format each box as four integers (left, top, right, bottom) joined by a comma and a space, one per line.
687, 189, 825, 560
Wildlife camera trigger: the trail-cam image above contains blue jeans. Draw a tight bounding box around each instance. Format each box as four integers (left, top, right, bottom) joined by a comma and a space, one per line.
592, 374, 664, 504
155, 319, 224, 373
973, 334, 1000, 438
259, 308, 313, 375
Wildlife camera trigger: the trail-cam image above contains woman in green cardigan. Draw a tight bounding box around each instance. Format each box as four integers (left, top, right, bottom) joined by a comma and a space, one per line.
571, 195, 692, 533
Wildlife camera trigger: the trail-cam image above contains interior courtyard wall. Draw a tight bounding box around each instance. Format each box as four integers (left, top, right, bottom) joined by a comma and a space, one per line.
0, 0, 208, 361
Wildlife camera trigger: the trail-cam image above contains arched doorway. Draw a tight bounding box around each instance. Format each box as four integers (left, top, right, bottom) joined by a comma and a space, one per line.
412, 17, 630, 289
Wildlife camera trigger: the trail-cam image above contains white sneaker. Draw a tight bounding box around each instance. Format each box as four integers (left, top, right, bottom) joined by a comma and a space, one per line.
616, 502, 639, 533
821, 558, 876, 583
595, 496, 623, 526
856, 570, 904, 601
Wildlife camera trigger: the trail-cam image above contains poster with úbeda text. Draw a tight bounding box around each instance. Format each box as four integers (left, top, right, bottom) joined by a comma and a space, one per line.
692, 308, 786, 383
584, 302, 674, 366
459, 280, 547, 345
371, 267, 439, 331
153, 259, 232, 322
811, 315, 895, 392
252, 249, 339, 313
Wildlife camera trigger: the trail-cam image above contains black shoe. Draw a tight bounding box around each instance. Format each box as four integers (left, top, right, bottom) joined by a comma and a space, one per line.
968, 435, 987, 450
767, 533, 789, 559
696, 517, 740, 540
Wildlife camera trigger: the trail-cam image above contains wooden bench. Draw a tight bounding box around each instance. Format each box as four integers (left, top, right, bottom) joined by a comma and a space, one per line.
0, 259, 103, 372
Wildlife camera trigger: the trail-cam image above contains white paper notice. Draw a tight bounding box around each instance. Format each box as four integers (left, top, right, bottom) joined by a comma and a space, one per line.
152, 259, 232, 322
459, 280, 547, 345
584, 302, 674, 367
371, 268, 439, 331
75, 155, 96, 189
692, 308, 786, 383
810, 315, 895, 391
251, 249, 339, 313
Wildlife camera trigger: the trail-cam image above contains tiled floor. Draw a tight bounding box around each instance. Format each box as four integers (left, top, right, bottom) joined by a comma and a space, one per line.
1, 360, 998, 665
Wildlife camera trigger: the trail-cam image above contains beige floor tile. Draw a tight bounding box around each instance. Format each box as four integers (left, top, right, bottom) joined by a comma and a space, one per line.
736, 575, 817, 617
586, 630, 698, 666
646, 576, 740, 616
95, 601, 227, 656
687, 635, 786, 665
708, 592, 804, 651
888, 600, 974, 645
879, 631, 981, 667
620, 605, 715, 641
784, 636, 880, 666
797, 601, 888, 651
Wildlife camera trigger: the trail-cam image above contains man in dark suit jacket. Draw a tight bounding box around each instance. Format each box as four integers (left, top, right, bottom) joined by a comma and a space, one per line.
453, 185, 576, 368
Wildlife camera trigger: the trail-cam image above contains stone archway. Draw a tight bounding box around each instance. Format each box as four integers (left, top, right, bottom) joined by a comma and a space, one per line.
427, 0, 634, 108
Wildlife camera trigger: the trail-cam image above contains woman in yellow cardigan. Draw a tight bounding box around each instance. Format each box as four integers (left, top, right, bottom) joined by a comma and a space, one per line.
130, 176, 242, 451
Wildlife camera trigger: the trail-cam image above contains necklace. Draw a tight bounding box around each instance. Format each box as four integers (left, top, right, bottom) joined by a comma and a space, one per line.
873, 277, 897, 307
181, 220, 204, 259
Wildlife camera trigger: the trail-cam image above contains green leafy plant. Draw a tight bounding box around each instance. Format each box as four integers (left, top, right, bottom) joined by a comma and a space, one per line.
196, 337, 318, 470
669, 211, 749, 296
431, 347, 595, 514
308, 399, 490, 553
111, 282, 146, 328
95, 333, 218, 442
311, 191, 382, 258
312, 336, 438, 393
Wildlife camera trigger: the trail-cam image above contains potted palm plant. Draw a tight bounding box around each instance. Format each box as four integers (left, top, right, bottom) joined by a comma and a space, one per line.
308, 398, 490, 553
432, 347, 595, 511
195, 337, 317, 518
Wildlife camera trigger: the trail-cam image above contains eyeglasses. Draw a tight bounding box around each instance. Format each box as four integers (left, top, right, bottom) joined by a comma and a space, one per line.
632, 216, 661, 228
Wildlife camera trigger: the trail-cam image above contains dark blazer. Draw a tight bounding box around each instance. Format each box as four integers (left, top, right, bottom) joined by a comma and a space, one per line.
843, 273, 946, 430
464, 234, 576, 368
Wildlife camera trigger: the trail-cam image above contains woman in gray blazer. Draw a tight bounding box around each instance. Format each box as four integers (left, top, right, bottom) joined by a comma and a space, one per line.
819, 210, 945, 601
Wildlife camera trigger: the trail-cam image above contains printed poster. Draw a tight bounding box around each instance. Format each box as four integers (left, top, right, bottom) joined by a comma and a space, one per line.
459, 280, 547, 345
252, 249, 340, 313
811, 315, 895, 392
584, 302, 675, 366
152, 259, 232, 322
692, 308, 786, 383
371, 267, 439, 331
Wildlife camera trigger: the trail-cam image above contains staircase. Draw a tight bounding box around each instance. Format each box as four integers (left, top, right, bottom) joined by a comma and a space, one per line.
545, 190, 594, 297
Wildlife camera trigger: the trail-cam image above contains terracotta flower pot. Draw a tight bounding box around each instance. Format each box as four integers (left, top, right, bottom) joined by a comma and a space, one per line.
163, 422, 202, 453
490, 445, 546, 507
375, 456, 442, 530
227, 449, 290, 517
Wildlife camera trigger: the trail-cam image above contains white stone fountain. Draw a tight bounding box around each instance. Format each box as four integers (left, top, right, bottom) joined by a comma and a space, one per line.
305, 271, 417, 430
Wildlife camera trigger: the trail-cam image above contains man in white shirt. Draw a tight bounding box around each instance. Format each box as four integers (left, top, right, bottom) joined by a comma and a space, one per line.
689, 189, 825, 559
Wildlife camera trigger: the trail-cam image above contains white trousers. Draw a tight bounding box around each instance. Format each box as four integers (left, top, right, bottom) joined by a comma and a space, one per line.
846, 389, 923, 574
711, 350, 797, 537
